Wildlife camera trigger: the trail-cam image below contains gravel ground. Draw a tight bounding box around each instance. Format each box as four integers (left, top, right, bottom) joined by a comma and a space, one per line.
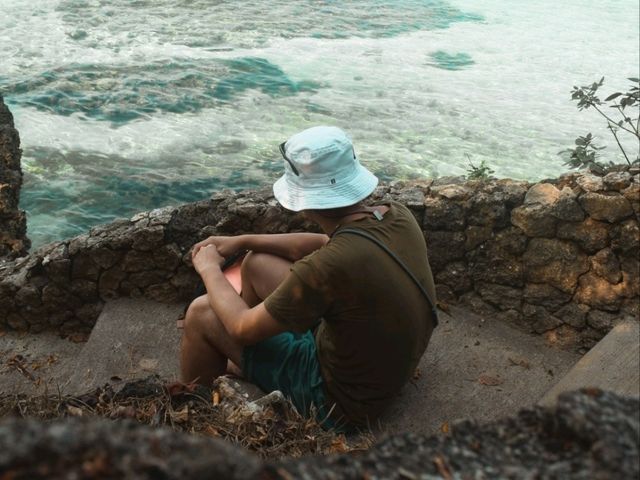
0, 389, 637, 479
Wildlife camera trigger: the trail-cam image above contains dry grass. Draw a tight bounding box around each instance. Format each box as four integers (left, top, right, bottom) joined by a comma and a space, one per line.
0, 376, 373, 459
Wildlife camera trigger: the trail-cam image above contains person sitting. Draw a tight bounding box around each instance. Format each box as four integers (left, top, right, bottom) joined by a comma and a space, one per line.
180, 126, 437, 430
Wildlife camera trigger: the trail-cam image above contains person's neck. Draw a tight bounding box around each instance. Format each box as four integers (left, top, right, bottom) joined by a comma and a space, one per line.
306, 204, 379, 235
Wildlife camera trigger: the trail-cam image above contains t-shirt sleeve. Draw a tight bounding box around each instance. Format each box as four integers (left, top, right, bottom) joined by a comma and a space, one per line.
263, 261, 333, 333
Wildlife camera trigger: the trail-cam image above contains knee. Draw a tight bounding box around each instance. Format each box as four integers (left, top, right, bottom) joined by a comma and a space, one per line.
183, 295, 211, 335
241, 251, 271, 278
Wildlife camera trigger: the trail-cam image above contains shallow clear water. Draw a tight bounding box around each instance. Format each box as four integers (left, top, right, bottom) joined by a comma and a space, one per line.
0, 0, 638, 247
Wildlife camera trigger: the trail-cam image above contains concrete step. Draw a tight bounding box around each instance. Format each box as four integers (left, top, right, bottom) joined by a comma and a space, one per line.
0, 329, 84, 396
538, 320, 640, 407
1, 299, 581, 439
64, 298, 185, 394
377, 306, 580, 436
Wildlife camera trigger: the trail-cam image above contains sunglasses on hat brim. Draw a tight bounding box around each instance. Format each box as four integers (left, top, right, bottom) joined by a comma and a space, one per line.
278, 141, 357, 177
279, 142, 300, 176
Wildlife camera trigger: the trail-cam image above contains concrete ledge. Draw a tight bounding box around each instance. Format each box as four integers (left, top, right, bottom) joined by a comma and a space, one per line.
539, 320, 640, 406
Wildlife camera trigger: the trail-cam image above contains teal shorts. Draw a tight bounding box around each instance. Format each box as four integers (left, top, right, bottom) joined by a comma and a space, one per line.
242, 331, 337, 430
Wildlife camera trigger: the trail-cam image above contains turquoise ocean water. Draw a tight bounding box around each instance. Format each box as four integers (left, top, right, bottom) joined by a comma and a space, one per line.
0, 0, 638, 247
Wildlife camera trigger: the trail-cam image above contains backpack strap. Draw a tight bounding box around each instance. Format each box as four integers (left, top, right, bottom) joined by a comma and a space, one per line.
333, 228, 439, 327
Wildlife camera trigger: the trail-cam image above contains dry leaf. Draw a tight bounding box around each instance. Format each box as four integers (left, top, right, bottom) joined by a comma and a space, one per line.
212, 391, 220, 406
328, 435, 349, 454
139, 358, 159, 370
478, 374, 503, 386
508, 357, 531, 369
170, 406, 189, 423
433, 455, 453, 480
440, 421, 450, 434
69, 333, 89, 343
67, 405, 84, 417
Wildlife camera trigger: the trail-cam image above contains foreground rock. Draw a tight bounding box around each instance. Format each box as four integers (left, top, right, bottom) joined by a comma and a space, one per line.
0, 95, 30, 258
0, 389, 637, 479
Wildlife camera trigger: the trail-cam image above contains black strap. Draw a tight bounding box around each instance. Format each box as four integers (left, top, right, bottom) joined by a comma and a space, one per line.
333, 228, 439, 327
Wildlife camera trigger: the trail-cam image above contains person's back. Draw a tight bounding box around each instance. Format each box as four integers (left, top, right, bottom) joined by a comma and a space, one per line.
182, 126, 437, 431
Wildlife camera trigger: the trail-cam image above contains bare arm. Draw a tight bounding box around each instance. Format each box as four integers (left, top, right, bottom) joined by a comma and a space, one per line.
192, 233, 328, 263
194, 245, 287, 345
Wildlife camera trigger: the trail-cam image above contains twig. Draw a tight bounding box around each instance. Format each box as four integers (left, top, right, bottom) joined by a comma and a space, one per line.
614, 104, 639, 136
607, 124, 631, 165
592, 104, 636, 136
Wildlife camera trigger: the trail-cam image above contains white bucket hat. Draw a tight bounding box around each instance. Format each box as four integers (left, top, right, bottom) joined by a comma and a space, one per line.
272, 126, 379, 211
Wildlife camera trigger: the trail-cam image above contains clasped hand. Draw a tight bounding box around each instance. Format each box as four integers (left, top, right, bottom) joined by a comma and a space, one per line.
191, 236, 243, 276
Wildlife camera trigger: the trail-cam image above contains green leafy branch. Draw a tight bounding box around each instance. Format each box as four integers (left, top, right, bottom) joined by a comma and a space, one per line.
560, 77, 639, 172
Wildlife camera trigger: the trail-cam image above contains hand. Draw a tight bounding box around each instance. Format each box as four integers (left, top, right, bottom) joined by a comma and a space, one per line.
192, 244, 225, 276
191, 235, 244, 261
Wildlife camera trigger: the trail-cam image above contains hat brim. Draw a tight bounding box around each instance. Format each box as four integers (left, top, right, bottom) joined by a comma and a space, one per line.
273, 164, 379, 211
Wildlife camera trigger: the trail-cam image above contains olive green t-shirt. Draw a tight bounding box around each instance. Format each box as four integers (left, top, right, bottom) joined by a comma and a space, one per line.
264, 202, 437, 427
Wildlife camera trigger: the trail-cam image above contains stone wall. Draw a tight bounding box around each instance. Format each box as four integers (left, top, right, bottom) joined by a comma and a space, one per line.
0, 169, 638, 350
0, 96, 30, 258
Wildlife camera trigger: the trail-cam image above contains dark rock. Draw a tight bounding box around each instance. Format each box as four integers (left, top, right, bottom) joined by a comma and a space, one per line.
98, 266, 127, 299
576, 173, 604, 192
7, 312, 28, 330
424, 231, 466, 272
70, 279, 98, 302
476, 283, 522, 310
434, 283, 456, 303
394, 187, 425, 211
574, 273, 624, 311
129, 270, 171, 289
75, 301, 104, 326
423, 197, 465, 231
274, 390, 640, 480
71, 253, 101, 281
430, 183, 472, 200
523, 183, 560, 205
252, 204, 295, 234
590, 248, 622, 284
153, 243, 182, 271
467, 229, 526, 287
579, 192, 633, 222
511, 204, 557, 237
622, 183, 640, 215
122, 250, 156, 272
146, 283, 180, 303
523, 283, 572, 310
465, 225, 492, 249
554, 303, 590, 329
522, 303, 563, 333
611, 219, 640, 254
170, 266, 201, 299
586, 310, 620, 332
557, 217, 609, 253
0, 96, 30, 258
467, 191, 510, 229
89, 246, 119, 270
131, 225, 166, 251
523, 238, 589, 293
603, 171, 632, 191
551, 187, 585, 221
0, 417, 261, 480
434, 261, 471, 295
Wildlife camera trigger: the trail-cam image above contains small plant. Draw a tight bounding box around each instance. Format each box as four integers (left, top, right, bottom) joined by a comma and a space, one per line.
465, 154, 495, 180
560, 77, 639, 173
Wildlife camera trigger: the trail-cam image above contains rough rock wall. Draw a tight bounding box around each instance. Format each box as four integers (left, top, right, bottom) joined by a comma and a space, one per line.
0, 390, 637, 479
0, 169, 638, 349
0, 96, 30, 258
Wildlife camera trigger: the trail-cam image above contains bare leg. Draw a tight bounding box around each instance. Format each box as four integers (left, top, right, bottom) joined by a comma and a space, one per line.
180, 295, 243, 384
180, 252, 293, 385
